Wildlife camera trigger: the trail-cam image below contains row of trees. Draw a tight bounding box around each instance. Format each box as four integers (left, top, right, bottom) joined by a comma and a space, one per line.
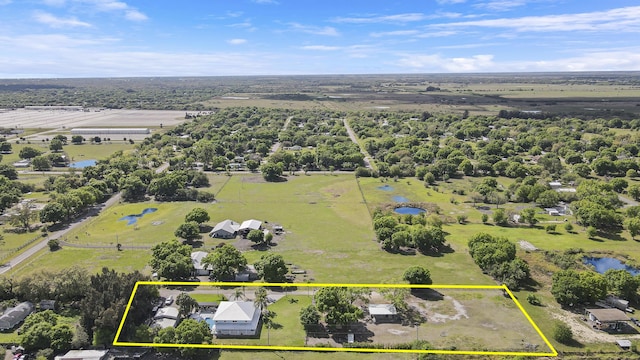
551, 268, 640, 307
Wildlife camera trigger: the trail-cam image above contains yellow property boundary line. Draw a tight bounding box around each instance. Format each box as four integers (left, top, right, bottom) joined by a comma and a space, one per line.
114, 282, 558, 357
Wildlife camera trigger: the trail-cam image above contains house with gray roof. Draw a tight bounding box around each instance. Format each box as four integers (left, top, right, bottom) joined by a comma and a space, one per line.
239, 219, 262, 236
210, 220, 239, 239
0, 301, 34, 330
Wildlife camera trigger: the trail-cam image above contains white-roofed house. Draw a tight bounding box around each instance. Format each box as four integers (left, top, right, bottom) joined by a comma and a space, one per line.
368, 304, 398, 323
0, 301, 34, 330
239, 219, 262, 236
152, 306, 179, 329
54, 350, 109, 360
212, 301, 261, 336
210, 220, 240, 239
191, 251, 213, 276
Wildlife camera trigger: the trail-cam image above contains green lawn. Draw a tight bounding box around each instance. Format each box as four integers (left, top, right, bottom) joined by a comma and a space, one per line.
58, 202, 197, 246
190, 293, 227, 303
7, 247, 152, 278
1, 142, 137, 165
0, 231, 44, 262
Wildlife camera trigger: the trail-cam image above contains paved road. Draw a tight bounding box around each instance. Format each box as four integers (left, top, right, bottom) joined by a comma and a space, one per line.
342, 118, 374, 170
0, 192, 123, 275
270, 116, 294, 153
0, 162, 170, 275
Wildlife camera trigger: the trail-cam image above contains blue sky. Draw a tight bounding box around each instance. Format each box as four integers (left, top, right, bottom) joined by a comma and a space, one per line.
1, 0, 639, 77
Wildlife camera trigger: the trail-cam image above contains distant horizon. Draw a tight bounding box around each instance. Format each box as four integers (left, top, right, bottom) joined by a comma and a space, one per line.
1, 1, 639, 78
2, 69, 640, 81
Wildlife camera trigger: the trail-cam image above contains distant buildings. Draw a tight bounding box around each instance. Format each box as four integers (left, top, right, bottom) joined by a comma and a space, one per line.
70, 128, 150, 135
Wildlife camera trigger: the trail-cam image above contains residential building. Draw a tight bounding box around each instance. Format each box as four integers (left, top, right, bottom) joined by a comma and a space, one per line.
210, 220, 239, 239
0, 301, 34, 330
212, 301, 261, 336
191, 251, 212, 276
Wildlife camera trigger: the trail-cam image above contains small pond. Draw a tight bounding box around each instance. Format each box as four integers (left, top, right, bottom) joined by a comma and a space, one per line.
119, 208, 158, 225
377, 184, 394, 191
392, 196, 410, 203
394, 207, 426, 215
69, 159, 97, 168
583, 257, 640, 276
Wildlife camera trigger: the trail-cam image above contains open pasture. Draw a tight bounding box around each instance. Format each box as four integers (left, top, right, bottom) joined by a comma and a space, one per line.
5, 174, 487, 286
7, 247, 151, 277
0, 141, 138, 166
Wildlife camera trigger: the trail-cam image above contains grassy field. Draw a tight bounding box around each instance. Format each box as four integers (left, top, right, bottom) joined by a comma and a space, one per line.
0, 142, 137, 165
4, 172, 639, 355
7, 247, 152, 277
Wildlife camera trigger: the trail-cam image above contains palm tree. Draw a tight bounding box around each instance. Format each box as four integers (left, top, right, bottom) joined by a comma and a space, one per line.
254, 287, 268, 312
232, 288, 244, 301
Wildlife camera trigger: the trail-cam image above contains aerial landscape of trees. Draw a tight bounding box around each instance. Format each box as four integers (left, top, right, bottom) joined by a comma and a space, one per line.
2, 74, 640, 358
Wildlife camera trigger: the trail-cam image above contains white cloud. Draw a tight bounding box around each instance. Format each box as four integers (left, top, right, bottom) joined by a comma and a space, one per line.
436, 0, 466, 4
41, 0, 67, 6
124, 9, 147, 21
394, 48, 640, 73
301, 45, 341, 51
416, 30, 458, 38
41, 0, 148, 21
370, 30, 420, 38
396, 53, 495, 72
436, 42, 503, 49
226, 11, 243, 18
229, 20, 255, 31
474, 0, 527, 11
0, 45, 283, 77
288, 23, 340, 36
433, 6, 640, 32
94, 1, 127, 11
333, 13, 428, 24
0, 34, 116, 50
33, 11, 92, 28
227, 38, 247, 45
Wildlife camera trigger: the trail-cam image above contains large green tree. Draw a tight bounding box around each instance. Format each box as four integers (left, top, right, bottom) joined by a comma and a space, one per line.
402, 266, 432, 285
174, 222, 201, 242
202, 244, 247, 281
604, 269, 639, 300
254, 253, 288, 282
150, 240, 193, 280
19, 146, 42, 159
185, 207, 210, 224
314, 287, 364, 327
260, 162, 284, 181
468, 233, 516, 271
